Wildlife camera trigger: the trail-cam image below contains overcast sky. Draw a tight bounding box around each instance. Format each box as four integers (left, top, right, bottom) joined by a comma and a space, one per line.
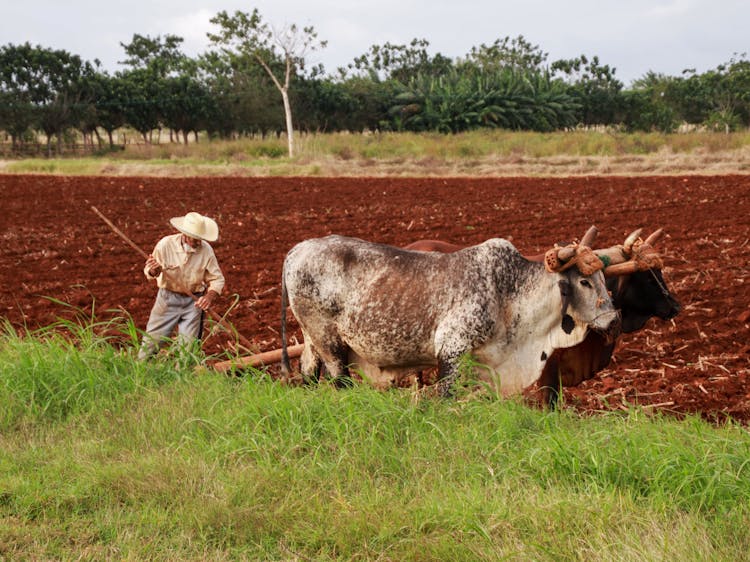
2, 0, 747, 85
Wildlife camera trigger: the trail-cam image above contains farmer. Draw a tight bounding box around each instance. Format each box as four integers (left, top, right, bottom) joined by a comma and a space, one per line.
138, 211, 225, 360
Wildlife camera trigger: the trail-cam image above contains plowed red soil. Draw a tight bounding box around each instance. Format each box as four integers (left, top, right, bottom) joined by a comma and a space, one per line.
1, 174, 749, 422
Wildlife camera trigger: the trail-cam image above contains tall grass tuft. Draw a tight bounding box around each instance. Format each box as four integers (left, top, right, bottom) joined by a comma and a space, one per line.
0, 313, 185, 430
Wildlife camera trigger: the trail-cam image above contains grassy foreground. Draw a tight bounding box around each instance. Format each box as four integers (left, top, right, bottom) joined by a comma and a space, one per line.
2, 321, 750, 560
2, 130, 750, 177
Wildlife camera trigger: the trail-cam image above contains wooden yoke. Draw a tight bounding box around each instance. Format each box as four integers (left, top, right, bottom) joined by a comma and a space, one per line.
544, 225, 604, 276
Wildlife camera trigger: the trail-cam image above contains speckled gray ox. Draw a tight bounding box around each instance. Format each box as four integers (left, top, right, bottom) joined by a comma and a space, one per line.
280, 233, 621, 397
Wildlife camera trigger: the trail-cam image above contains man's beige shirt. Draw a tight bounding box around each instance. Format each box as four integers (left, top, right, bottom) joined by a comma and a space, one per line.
144, 233, 225, 295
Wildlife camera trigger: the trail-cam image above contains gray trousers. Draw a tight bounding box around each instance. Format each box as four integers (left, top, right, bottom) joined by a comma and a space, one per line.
138, 288, 205, 360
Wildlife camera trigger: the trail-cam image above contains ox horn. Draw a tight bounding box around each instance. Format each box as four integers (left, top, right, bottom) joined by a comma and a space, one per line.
594, 228, 643, 266
623, 228, 643, 254
644, 228, 664, 246
580, 225, 598, 248
604, 228, 666, 277
556, 225, 598, 262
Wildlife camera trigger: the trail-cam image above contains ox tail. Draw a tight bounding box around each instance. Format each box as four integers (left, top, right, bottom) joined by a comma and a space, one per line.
280, 266, 292, 376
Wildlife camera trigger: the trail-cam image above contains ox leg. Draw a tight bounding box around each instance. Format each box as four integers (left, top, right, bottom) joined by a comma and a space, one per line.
547, 385, 561, 410
309, 339, 353, 389
537, 356, 561, 410
434, 355, 461, 398
298, 327, 353, 387
300, 342, 323, 385
326, 342, 354, 389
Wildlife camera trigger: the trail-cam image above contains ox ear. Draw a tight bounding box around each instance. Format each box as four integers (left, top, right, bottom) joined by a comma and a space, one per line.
558, 279, 575, 334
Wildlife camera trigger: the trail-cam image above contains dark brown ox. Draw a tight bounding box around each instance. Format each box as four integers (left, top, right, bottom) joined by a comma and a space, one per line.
280, 229, 620, 398
405, 228, 681, 405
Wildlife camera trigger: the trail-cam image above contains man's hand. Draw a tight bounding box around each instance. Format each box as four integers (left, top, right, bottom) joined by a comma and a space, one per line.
195, 290, 218, 311
145, 255, 162, 277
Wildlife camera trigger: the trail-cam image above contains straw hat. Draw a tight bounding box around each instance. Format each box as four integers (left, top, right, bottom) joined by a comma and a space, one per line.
169, 212, 219, 242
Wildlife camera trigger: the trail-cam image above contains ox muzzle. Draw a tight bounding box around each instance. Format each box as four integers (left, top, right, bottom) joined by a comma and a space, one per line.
589, 309, 622, 344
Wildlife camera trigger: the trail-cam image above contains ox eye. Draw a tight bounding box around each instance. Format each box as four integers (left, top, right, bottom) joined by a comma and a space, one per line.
580, 279, 592, 288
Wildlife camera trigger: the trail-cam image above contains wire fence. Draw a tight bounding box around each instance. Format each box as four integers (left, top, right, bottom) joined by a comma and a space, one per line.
0, 143, 125, 158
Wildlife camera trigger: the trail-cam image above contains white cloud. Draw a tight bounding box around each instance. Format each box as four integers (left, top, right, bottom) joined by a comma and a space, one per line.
168, 9, 217, 58
646, 0, 695, 18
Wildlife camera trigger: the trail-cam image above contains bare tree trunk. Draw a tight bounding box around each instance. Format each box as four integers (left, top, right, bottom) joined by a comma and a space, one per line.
281, 88, 294, 157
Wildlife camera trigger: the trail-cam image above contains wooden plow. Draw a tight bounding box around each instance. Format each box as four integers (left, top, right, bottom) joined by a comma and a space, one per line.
211, 343, 304, 373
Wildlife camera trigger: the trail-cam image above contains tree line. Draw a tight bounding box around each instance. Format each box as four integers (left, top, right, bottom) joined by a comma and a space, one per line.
1, 8, 749, 157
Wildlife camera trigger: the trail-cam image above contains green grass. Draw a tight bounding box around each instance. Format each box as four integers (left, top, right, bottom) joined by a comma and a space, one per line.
1, 158, 106, 175
3, 130, 750, 177
2, 319, 750, 560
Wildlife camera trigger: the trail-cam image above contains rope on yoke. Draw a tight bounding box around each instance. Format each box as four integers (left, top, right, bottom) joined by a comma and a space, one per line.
602, 239, 665, 276
631, 240, 664, 270
544, 244, 604, 276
